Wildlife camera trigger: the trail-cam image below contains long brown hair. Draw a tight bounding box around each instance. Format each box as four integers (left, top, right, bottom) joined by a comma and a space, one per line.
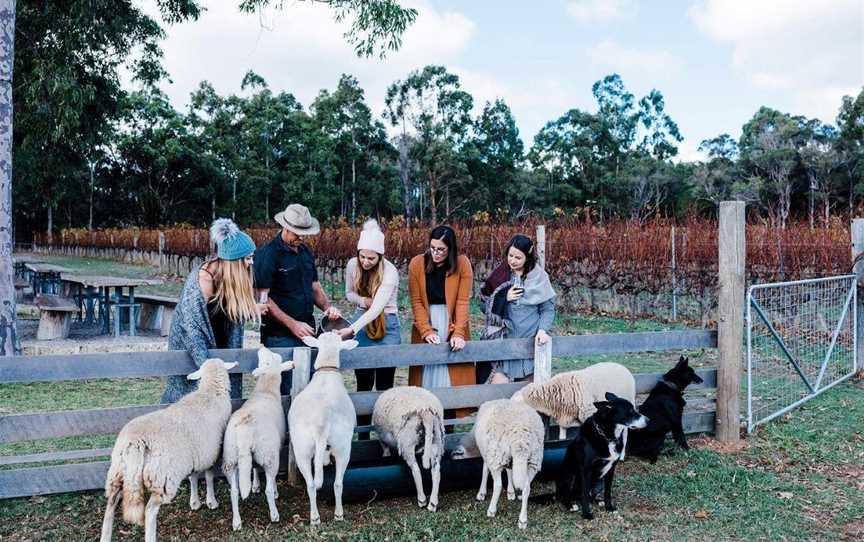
207, 258, 260, 324
354, 253, 384, 298
424, 225, 460, 275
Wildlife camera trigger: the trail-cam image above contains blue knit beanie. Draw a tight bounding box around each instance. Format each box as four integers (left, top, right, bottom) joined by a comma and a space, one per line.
210, 218, 256, 260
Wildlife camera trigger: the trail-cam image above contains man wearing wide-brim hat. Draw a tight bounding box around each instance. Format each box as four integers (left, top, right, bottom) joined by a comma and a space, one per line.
254, 203, 342, 394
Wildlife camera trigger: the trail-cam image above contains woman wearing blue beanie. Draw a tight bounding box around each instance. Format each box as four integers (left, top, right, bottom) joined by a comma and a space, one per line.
160, 218, 267, 403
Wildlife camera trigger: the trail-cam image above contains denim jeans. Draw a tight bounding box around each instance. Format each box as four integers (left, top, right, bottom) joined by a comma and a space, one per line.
353, 313, 401, 439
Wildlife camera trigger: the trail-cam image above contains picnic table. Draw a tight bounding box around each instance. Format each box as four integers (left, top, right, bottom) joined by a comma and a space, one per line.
25, 263, 72, 294
12, 255, 44, 279
60, 274, 163, 337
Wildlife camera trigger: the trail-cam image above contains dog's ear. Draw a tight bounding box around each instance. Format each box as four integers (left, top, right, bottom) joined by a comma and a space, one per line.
593, 400, 611, 410
604, 392, 620, 401
676, 356, 688, 368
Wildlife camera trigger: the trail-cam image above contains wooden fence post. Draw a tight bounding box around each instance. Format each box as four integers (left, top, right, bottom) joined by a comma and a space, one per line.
536, 224, 546, 269
534, 337, 552, 384
850, 219, 864, 371
287, 346, 312, 486
717, 201, 745, 443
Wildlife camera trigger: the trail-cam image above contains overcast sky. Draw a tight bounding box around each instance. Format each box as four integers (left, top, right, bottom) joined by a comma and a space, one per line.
136, 0, 864, 161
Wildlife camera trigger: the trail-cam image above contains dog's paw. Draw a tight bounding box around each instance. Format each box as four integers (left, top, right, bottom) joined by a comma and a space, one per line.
605, 503, 617, 512
581, 511, 594, 520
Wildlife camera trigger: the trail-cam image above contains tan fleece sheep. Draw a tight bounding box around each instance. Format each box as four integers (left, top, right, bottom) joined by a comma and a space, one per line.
512, 362, 635, 441
452, 399, 545, 529
222, 347, 294, 531
372, 386, 445, 511
100, 358, 237, 542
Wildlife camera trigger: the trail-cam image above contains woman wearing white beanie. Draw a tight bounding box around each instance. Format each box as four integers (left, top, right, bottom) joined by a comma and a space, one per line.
337, 219, 402, 439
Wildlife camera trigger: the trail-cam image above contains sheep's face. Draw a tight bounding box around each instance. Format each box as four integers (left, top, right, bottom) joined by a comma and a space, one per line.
253, 346, 295, 377
187, 358, 238, 392
302, 332, 358, 369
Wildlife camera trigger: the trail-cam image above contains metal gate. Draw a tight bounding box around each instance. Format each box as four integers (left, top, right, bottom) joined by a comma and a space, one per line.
746, 275, 858, 432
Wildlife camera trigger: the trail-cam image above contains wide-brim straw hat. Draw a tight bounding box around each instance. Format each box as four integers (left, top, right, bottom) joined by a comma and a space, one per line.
274, 203, 320, 236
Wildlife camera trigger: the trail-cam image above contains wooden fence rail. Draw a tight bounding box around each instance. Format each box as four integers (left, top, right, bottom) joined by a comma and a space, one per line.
0, 330, 718, 499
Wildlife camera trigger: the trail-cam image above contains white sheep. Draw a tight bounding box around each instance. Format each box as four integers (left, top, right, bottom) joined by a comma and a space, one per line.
452, 399, 545, 529
288, 332, 358, 525
372, 386, 445, 511
100, 358, 237, 542
512, 362, 636, 442
222, 346, 295, 531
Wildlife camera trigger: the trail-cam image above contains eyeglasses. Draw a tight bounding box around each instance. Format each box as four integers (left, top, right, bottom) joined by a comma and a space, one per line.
429, 246, 448, 254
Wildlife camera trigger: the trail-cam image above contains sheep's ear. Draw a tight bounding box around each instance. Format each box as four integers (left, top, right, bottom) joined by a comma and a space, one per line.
223, 361, 238, 371
187, 367, 203, 381
340, 339, 359, 351
301, 336, 320, 348
279, 361, 295, 372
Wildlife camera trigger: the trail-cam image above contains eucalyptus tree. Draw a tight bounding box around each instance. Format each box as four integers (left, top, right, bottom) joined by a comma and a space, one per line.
385, 65, 473, 223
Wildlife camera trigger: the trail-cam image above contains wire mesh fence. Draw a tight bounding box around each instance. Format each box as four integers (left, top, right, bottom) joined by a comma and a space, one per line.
746, 275, 858, 432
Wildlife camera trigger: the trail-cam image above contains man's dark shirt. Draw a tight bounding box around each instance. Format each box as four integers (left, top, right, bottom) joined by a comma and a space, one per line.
254, 234, 318, 340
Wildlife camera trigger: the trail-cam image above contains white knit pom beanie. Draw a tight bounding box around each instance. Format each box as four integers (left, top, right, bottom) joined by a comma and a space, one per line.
357, 219, 385, 254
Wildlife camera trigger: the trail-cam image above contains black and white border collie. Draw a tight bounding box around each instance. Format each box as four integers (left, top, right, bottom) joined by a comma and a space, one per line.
551, 392, 648, 520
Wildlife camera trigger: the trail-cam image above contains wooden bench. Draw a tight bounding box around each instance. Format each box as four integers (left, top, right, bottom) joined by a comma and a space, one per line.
136, 294, 179, 336
34, 295, 79, 340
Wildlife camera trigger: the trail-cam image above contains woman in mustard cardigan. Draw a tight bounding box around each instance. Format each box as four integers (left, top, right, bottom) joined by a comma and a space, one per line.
407, 225, 475, 390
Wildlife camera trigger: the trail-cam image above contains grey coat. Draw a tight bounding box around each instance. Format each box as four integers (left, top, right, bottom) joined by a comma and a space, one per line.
160, 266, 244, 403
483, 280, 556, 380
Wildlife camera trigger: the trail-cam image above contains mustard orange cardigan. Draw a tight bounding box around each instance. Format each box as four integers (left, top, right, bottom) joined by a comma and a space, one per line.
407, 253, 475, 388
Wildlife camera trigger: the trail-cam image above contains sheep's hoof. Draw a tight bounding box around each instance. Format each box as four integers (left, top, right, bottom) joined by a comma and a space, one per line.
251, 485, 260, 494
189, 498, 201, 511
427, 502, 438, 513
232, 519, 242, 531
206, 497, 219, 510
486, 509, 497, 518
270, 511, 280, 523
417, 498, 427, 508
310, 516, 321, 526
507, 491, 516, 501
476, 492, 486, 502
334, 513, 344, 521
518, 519, 528, 530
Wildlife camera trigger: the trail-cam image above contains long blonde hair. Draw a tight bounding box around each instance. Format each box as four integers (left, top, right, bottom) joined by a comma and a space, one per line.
354, 253, 384, 298
207, 258, 260, 324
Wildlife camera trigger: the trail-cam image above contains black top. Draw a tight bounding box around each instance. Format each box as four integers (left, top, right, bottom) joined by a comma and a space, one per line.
426, 264, 447, 305
254, 235, 319, 340
207, 298, 232, 348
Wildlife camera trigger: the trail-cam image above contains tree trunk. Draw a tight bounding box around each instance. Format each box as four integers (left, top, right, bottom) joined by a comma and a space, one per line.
47, 204, 53, 242
351, 158, 356, 224
428, 172, 438, 224
89, 161, 95, 231
231, 176, 237, 220
809, 179, 815, 229
398, 132, 412, 220
445, 183, 450, 219
0, 0, 20, 355
265, 193, 269, 222
211, 194, 216, 221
